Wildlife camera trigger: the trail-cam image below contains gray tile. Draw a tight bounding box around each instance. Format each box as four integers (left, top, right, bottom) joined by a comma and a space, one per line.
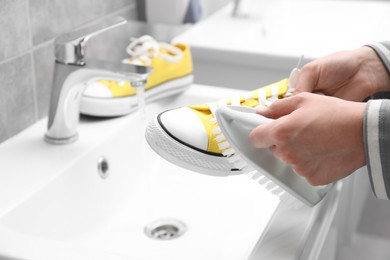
0, 54, 36, 143
85, 7, 139, 61
74, 0, 136, 25
33, 41, 54, 119
29, 0, 136, 45
0, 0, 31, 60
86, 20, 189, 63
29, 0, 73, 46
0, 111, 6, 143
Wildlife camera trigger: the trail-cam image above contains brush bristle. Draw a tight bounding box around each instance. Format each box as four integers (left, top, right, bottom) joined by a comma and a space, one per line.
213, 119, 291, 201
212, 126, 221, 135
218, 141, 231, 150
215, 133, 226, 142
213, 108, 301, 207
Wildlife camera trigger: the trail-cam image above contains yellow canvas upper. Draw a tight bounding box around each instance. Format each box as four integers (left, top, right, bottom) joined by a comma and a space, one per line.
188, 79, 289, 154
98, 43, 193, 98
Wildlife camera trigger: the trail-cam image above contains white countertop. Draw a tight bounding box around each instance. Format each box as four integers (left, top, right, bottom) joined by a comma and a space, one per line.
175, 0, 390, 60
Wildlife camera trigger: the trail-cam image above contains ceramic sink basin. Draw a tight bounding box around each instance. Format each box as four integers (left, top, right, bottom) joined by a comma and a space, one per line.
0, 84, 280, 260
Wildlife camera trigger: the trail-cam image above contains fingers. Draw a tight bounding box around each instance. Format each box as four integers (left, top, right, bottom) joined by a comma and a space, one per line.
293, 63, 321, 94
248, 122, 276, 148
256, 93, 307, 119
251, 89, 363, 186
250, 94, 305, 148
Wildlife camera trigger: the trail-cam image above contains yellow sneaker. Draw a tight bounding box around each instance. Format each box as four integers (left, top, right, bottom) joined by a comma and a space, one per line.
145, 79, 291, 176
81, 35, 193, 117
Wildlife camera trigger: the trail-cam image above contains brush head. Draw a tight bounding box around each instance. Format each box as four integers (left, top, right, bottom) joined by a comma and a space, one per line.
215, 106, 333, 207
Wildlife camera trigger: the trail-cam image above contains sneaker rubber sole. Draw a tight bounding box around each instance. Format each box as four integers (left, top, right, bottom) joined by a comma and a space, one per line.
80, 74, 194, 117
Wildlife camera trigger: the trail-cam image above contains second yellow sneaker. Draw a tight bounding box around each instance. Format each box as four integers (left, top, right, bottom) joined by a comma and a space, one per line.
145, 79, 292, 176
81, 35, 193, 117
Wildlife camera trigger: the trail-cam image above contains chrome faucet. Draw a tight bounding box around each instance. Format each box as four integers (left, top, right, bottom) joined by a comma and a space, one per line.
45, 17, 152, 144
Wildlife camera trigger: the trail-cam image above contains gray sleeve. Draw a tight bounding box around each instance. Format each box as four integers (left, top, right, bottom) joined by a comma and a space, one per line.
364, 99, 390, 199
366, 41, 390, 75
363, 42, 390, 199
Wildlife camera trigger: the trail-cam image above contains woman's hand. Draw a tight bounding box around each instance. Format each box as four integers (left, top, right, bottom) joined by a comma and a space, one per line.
295, 47, 390, 101
249, 93, 366, 185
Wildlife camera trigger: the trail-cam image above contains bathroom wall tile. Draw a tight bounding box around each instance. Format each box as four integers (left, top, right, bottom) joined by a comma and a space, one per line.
0, 0, 31, 61
0, 111, 6, 142
85, 5, 139, 61
29, 0, 71, 45
33, 42, 54, 119
0, 54, 36, 143
29, 0, 136, 45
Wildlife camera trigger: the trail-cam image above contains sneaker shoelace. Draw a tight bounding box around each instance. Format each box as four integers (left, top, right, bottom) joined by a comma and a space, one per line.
207, 84, 292, 119
122, 35, 183, 66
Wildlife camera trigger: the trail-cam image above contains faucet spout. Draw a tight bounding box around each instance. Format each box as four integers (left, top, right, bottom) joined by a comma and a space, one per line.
45, 59, 152, 144
44, 17, 153, 144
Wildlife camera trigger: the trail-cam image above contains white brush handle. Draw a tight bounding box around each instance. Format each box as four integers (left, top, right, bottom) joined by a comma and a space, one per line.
215, 105, 333, 207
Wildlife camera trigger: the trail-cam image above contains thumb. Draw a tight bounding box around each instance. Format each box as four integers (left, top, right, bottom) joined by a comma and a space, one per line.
293, 64, 319, 94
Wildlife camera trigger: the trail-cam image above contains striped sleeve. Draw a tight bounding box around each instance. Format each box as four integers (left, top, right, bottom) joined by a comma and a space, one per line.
364, 41, 390, 199
366, 41, 390, 75
364, 100, 390, 199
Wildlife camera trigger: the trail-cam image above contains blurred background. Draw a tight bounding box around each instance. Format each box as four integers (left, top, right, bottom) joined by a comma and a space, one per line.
0, 1, 390, 259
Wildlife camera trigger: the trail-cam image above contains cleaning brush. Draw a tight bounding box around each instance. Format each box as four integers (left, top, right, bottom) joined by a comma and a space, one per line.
214, 105, 333, 207
212, 57, 333, 207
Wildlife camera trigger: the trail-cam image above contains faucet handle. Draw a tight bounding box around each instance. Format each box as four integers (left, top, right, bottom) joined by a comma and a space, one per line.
55, 17, 127, 65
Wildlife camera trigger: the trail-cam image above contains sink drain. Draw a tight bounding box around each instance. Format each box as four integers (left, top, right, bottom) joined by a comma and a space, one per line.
144, 219, 187, 240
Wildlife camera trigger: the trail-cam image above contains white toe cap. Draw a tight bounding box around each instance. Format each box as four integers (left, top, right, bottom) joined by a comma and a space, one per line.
83, 82, 113, 98
159, 107, 208, 151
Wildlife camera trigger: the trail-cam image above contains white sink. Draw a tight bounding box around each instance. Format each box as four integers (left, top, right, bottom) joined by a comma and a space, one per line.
0, 84, 279, 260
